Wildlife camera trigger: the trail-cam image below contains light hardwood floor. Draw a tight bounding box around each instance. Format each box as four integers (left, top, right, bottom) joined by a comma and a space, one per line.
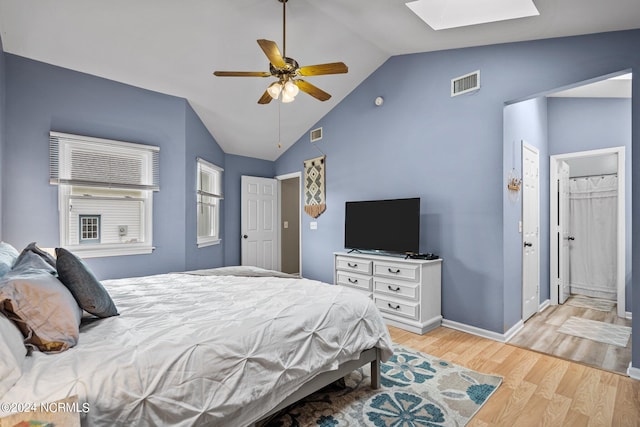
508, 299, 631, 374
389, 325, 640, 426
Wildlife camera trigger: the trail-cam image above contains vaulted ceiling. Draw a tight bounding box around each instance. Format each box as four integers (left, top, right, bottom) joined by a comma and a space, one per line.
1, 0, 639, 160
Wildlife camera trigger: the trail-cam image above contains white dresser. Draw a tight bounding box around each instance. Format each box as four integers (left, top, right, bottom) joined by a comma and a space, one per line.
334, 252, 442, 334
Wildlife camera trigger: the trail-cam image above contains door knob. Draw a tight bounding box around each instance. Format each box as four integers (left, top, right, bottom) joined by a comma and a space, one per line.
568, 236, 575, 241
242, 234, 248, 239
524, 242, 533, 247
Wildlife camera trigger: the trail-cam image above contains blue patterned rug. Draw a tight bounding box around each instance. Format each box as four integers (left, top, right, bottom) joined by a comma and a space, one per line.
264, 344, 502, 427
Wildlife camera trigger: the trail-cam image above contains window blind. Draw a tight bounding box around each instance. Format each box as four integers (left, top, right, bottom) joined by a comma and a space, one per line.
196, 157, 223, 199
50, 132, 160, 191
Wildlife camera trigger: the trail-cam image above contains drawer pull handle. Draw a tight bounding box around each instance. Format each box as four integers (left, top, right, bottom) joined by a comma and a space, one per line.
388, 303, 401, 310
388, 285, 401, 292
388, 268, 401, 274
348, 262, 358, 268
348, 278, 359, 284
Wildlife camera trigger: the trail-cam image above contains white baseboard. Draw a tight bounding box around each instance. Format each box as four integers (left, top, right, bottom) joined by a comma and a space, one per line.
441, 319, 524, 343
627, 363, 640, 380
625, 311, 632, 320
539, 299, 550, 312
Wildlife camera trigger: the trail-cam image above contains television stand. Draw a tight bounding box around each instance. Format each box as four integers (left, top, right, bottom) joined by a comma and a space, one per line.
333, 252, 442, 334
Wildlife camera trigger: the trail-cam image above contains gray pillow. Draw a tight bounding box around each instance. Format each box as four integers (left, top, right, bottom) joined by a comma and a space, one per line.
0, 242, 19, 278
15, 242, 57, 270
55, 248, 119, 318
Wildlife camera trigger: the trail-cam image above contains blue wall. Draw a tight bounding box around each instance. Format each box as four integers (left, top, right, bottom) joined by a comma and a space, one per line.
223, 154, 275, 266
548, 97, 632, 310
275, 30, 640, 350
0, 35, 5, 239
184, 103, 226, 271
3, 54, 226, 279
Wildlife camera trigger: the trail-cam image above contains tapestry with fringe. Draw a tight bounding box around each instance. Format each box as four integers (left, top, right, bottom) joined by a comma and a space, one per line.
303, 155, 326, 218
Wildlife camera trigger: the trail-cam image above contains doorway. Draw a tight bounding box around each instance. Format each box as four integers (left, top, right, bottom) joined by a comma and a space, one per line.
277, 172, 301, 275
240, 173, 302, 275
507, 71, 632, 375
550, 148, 626, 317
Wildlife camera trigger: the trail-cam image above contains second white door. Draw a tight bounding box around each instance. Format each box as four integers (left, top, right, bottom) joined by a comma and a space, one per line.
522, 143, 540, 322
241, 176, 278, 270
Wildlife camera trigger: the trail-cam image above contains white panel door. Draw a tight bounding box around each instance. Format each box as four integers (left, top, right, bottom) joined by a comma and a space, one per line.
241, 176, 278, 270
558, 161, 571, 304
522, 143, 540, 322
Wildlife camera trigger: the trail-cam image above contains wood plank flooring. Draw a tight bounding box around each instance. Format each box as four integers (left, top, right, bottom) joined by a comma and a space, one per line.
508, 298, 631, 374
389, 325, 640, 427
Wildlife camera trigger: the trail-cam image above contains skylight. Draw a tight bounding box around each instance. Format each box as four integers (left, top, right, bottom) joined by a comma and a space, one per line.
406, 0, 540, 31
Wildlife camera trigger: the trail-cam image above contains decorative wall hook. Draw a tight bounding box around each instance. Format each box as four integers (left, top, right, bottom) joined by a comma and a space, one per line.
507, 168, 522, 192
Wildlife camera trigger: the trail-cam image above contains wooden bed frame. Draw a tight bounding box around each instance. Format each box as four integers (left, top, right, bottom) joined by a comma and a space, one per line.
256, 347, 381, 425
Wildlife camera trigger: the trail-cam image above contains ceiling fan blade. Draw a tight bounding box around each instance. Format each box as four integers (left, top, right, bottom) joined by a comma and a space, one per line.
257, 39, 286, 68
298, 62, 348, 76
213, 71, 272, 77
295, 79, 331, 101
258, 90, 273, 104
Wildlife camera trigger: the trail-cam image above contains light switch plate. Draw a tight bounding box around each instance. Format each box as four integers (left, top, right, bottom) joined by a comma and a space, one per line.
310, 222, 318, 230
283, 221, 289, 229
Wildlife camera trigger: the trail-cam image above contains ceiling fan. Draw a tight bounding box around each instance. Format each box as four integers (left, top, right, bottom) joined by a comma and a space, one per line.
213, 0, 348, 104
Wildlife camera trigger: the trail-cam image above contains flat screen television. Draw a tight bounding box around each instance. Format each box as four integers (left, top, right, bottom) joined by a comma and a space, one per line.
344, 197, 420, 254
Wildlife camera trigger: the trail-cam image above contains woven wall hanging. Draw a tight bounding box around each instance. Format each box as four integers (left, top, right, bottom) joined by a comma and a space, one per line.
303, 155, 326, 218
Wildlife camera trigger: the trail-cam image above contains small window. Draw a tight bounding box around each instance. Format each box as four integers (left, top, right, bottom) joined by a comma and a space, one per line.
196, 158, 223, 248
50, 132, 159, 258
79, 215, 101, 244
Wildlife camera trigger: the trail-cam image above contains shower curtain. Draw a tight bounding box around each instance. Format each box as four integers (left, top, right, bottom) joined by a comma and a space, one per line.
569, 175, 617, 300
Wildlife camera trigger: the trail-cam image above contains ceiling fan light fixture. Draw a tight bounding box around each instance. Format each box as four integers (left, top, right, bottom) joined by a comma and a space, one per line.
283, 80, 299, 97
212, 0, 348, 105
281, 91, 296, 103
267, 82, 283, 99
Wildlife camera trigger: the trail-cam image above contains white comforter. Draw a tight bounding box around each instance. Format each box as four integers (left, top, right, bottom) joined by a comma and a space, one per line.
5, 272, 393, 426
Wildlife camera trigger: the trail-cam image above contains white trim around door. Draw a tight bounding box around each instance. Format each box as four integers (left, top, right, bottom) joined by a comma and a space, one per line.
549, 147, 626, 318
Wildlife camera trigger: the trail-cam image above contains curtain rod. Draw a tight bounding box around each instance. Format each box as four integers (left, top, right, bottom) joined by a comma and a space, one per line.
570, 172, 617, 179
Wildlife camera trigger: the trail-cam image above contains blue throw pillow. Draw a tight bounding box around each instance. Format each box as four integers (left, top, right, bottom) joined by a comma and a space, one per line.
14, 242, 57, 270
9, 251, 57, 276
55, 248, 119, 318
0, 242, 20, 278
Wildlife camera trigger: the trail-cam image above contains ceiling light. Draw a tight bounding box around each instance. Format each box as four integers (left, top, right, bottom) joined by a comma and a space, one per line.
281, 91, 295, 103
283, 80, 299, 97
267, 82, 283, 99
406, 0, 539, 31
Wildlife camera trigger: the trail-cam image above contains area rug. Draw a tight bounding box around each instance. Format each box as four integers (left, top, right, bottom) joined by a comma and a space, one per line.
263, 344, 502, 427
566, 295, 615, 312
558, 316, 631, 347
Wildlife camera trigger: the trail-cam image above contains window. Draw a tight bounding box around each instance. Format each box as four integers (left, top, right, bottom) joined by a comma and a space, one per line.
79, 215, 101, 244
196, 158, 223, 247
50, 132, 159, 258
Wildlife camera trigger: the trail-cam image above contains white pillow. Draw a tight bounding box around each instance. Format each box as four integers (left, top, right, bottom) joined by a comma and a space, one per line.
0, 312, 27, 398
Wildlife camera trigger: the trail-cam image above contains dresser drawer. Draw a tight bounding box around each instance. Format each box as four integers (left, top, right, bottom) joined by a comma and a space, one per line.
375, 296, 419, 320
336, 256, 373, 275
374, 278, 419, 301
336, 271, 372, 292
374, 262, 419, 282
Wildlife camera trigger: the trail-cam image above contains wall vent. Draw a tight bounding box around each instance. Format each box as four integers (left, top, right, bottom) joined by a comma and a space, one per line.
310, 127, 323, 142
451, 70, 480, 97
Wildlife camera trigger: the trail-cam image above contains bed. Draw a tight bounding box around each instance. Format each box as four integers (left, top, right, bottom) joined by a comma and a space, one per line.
1, 258, 393, 426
